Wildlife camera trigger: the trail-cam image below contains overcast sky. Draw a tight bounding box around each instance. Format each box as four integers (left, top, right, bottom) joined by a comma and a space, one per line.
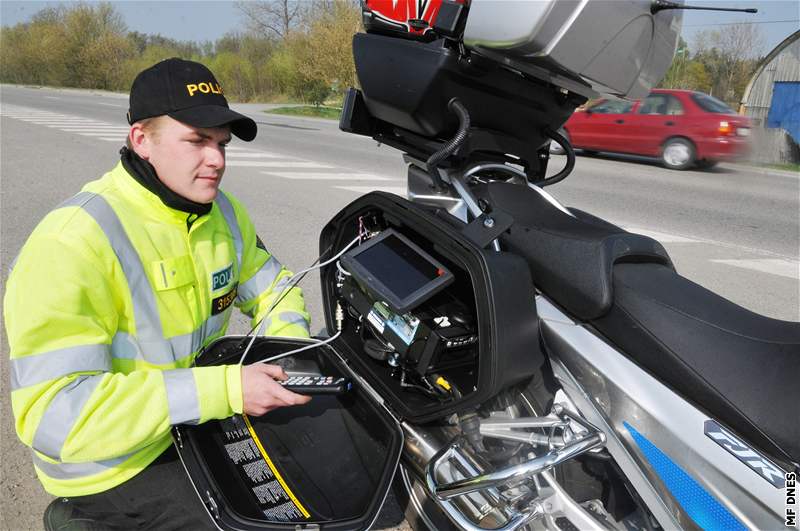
1, 0, 797, 55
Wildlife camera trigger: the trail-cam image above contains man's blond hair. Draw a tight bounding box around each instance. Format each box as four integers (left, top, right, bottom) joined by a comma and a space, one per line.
125, 116, 166, 149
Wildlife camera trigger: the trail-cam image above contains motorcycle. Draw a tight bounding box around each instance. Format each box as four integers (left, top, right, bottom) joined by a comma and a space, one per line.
173, 1, 800, 530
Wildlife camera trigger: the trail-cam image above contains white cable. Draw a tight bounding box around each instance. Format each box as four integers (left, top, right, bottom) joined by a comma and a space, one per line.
257, 331, 341, 365
239, 317, 268, 365
336, 260, 351, 277
238, 235, 361, 366
287, 235, 361, 281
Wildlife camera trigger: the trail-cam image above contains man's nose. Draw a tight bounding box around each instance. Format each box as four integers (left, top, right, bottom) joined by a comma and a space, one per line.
206, 145, 225, 169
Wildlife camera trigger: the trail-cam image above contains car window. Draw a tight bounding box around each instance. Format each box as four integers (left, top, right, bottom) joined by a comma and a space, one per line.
589, 99, 633, 114
639, 94, 684, 115
691, 93, 735, 114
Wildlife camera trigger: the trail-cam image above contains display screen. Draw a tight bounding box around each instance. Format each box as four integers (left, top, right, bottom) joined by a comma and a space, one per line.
341, 229, 454, 313
351, 234, 441, 300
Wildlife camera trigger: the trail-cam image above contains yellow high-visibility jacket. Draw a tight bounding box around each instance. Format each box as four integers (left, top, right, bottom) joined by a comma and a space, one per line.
4, 162, 310, 497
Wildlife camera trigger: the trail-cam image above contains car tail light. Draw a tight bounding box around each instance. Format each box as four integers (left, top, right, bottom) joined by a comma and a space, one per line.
719, 121, 733, 136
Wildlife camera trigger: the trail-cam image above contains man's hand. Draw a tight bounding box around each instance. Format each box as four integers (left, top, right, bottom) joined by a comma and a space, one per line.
241, 363, 311, 416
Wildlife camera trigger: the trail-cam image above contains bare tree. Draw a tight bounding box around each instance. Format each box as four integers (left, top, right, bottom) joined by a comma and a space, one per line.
693, 23, 764, 103
236, 0, 302, 40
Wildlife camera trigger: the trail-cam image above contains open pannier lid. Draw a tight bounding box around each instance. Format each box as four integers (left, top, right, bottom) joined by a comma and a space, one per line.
177, 336, 404, 531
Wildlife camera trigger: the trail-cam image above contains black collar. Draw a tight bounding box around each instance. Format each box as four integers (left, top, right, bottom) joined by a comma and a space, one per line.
120, 147, 212, 216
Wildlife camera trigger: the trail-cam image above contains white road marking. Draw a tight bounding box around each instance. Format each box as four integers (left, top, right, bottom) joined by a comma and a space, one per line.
245, 162, 334, 168
61, 128, 129, 133
224, 152, 291, 159
711, 259, 799, 280
74, 132, 127, 137
225, 160, 313, 168
28, 121, 111, 126
264, 172, 391, 181
43, 123, 122, 128
623, 228, 700, 243
100, 138, 123, 142
96, 102, 125, 107
26, 118, 105, 122
621, 225, 796, 261
336, 185, 407, 196
42, 123, 125, 128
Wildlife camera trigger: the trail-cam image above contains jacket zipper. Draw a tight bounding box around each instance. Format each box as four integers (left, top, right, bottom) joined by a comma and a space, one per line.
186, 213, 199, 232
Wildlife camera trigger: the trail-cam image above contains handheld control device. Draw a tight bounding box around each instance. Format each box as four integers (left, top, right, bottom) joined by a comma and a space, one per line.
280, 375, 353, 395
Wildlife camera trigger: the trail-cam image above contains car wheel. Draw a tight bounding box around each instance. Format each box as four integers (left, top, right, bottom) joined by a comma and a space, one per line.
548, 128, 568, 155
696, 159, 718, 170
661, 138, 695, 170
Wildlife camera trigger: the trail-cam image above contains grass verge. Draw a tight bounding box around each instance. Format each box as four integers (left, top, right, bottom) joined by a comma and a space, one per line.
766, 163, 800, 173
266, 106, 342, 120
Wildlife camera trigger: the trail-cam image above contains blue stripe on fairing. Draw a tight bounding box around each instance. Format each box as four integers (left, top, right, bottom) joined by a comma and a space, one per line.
623, 422, 747, 531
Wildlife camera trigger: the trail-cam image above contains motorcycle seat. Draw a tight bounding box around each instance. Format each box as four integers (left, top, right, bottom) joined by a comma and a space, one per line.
593, 262, 800, 467
474, 181, 799, 465
476, 182, 673, 321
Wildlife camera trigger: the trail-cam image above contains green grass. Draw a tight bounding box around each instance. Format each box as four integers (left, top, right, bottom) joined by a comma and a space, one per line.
766, 163, 800, 173
265, 106, 342, 120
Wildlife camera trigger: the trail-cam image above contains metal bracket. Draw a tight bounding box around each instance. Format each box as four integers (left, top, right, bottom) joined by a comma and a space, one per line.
204, 490, 220, 520
461, 209, 514, 249
173, 427, 184, 449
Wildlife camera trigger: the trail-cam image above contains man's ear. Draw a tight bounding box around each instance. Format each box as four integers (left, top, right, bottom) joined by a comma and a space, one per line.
129, 123, 150, 160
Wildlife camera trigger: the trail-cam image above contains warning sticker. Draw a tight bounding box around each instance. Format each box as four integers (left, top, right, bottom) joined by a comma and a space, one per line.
219, 415, 311, 521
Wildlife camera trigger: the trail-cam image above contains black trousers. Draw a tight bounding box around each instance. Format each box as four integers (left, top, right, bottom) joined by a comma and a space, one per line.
61, 446, 217, 530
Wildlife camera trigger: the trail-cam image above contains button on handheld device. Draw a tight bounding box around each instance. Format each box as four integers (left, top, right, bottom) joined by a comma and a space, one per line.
280, 375, 353, 395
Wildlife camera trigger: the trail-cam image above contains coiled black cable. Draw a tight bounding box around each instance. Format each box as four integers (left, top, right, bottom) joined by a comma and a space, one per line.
531, 128, 575, 187
426, 98, 470, 189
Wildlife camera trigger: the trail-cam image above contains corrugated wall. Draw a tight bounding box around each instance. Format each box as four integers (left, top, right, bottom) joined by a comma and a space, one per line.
744, 38, 800, 126
742, 35, 800, 163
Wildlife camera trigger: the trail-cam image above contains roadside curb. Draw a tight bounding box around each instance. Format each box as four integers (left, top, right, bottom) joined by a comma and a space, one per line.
2, 84, 128, 100
231, 106, 341, 127
724, 163, 800, 179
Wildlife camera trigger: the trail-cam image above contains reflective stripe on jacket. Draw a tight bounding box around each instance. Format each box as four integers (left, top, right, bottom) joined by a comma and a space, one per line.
4, 162, 310, 496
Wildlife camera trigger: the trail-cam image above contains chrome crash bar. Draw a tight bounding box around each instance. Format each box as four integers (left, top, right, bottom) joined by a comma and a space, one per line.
424, 407, 606, 529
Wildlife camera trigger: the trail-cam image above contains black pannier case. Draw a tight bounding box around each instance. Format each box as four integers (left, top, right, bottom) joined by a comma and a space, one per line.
176, 193, 545, 529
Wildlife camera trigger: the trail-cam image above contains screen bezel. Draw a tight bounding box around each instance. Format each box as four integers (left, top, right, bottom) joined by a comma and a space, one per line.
340, 229, 454, 314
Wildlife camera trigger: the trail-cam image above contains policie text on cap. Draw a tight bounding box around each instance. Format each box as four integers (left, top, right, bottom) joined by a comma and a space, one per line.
127, 58, 257, 142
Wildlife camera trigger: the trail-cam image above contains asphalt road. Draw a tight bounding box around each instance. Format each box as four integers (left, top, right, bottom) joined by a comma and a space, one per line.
1, 84, 798, 530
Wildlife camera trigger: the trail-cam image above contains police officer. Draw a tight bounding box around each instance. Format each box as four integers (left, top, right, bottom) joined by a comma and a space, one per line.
5, 58, 312, 528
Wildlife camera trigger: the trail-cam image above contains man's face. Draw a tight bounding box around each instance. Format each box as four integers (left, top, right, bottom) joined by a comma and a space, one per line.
134, 117, 231, 204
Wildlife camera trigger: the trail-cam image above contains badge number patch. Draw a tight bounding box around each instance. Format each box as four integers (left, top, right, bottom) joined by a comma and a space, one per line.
212, 263, 233, 291
212, 285, 238, 315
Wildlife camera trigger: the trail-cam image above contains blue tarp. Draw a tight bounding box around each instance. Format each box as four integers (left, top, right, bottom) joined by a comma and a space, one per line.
766, 81, 800, 145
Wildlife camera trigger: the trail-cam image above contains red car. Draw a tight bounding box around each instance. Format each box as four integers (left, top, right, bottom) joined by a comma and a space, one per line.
557, 89, 751, 170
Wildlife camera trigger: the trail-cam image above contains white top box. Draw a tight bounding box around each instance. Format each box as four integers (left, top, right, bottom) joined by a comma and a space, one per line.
462, 0, 682, 99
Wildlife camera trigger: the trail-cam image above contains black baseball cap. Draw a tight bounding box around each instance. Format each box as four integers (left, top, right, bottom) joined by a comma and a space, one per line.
127, 58, 257, 141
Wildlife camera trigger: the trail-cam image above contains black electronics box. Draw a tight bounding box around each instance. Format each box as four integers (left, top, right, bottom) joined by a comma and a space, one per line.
320, 192, 544, 423
177, 192, 544, 529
